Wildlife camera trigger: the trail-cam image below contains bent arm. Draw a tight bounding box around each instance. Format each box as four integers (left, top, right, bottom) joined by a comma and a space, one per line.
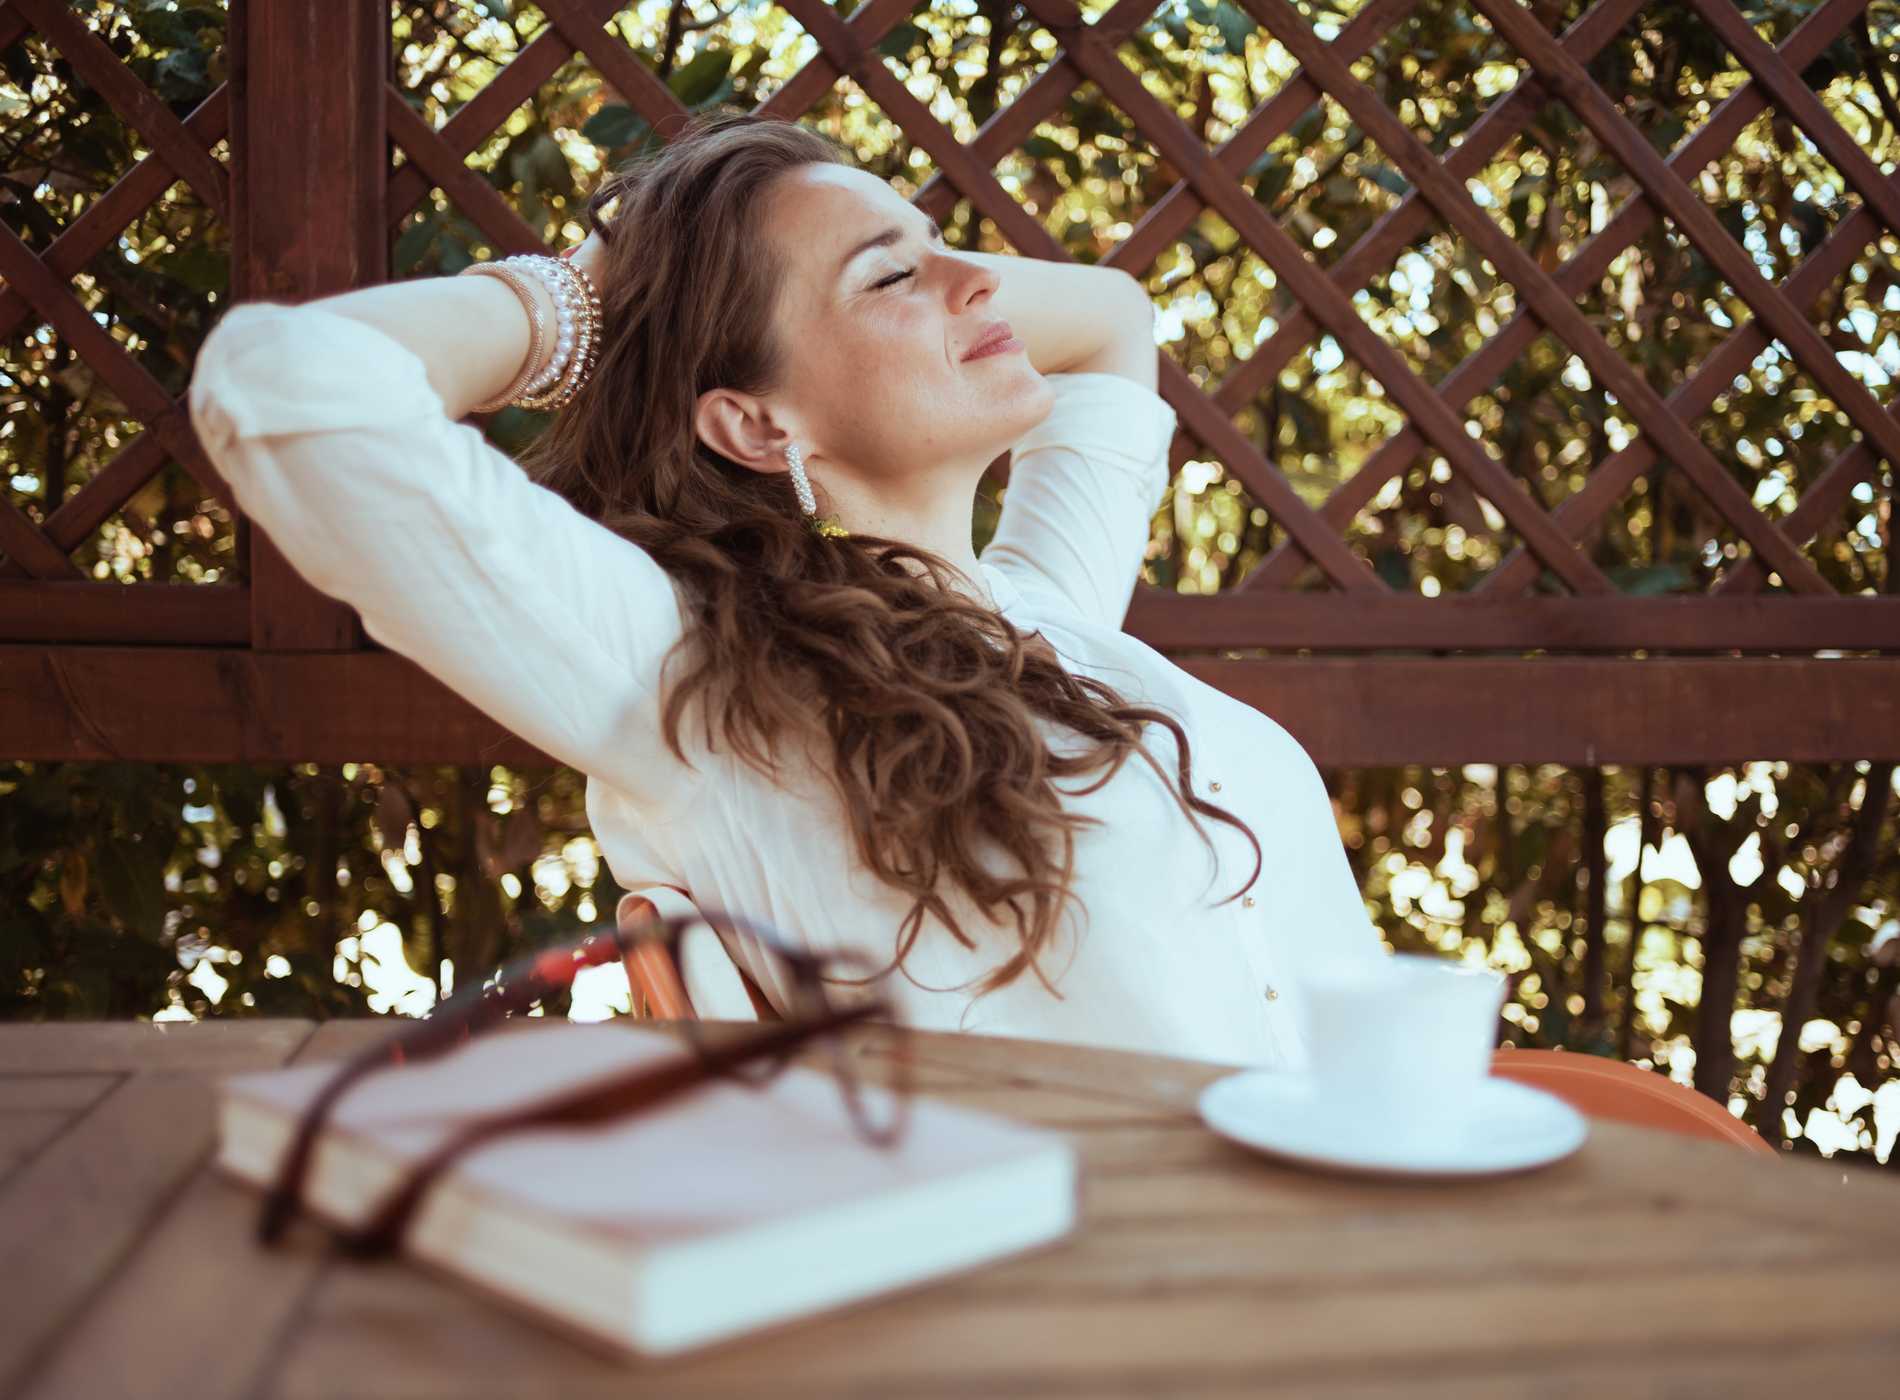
980, 371, 1175, 627
186, 287, 700, 811
958, 252, 1158, 387
966, 257, 1175, 628
291, 270, 558, 420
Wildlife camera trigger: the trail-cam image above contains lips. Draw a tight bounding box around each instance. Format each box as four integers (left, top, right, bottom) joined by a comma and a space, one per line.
962, 321, 1016, 361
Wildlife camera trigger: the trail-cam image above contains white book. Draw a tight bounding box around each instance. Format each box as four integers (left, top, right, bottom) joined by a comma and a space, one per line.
216, 1022, 1077, 1356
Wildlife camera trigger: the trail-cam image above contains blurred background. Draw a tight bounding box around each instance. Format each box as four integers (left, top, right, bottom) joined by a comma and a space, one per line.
2, 0, 1895, 1168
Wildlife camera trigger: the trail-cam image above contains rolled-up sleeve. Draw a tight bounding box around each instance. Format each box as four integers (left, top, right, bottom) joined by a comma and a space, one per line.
980, 370, 1177, 629
187, 300, 700, 810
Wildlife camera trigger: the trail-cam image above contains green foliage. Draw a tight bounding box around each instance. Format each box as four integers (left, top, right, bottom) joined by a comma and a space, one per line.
0, 759, 618, 1023
2, 2, 1896, 1166
2, 0, 233, 583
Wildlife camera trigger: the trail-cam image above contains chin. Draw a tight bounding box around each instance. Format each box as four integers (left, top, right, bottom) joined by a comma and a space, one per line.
935, 363, 1053, 463
969, 368, 1055, 462
1015, 365, 1058, 424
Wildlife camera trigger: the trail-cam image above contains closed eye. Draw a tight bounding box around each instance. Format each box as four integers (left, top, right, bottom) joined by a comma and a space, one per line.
871, 219, 942, 291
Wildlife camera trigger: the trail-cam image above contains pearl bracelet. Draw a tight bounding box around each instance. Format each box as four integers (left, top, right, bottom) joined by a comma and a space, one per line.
514, 257, 578, 397
457, 252, 603, 413
520, 256, 600, 410
519, 256, 602, 412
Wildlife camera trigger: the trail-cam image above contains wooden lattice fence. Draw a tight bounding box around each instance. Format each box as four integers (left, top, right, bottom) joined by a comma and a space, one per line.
2, 0, 1897, 766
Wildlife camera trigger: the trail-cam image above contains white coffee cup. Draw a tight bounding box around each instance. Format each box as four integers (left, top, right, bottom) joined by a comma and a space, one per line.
1293, 953, 1507, 1149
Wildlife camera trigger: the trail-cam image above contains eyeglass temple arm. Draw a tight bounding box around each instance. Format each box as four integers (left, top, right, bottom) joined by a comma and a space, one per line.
257, 1051, 380, 1246
266, 908, 739, 1247
339, 1003, 882, 1256
257, 942, 588, 1247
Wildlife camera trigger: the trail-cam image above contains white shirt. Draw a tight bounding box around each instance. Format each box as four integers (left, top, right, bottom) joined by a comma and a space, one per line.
187, 301, 1386, 1070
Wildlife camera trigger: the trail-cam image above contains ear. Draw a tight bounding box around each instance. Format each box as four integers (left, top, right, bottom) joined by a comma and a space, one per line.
695, 387, 793, 477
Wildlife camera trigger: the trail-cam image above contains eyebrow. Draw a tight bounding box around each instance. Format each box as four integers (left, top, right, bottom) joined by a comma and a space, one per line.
837, 215, 943, 279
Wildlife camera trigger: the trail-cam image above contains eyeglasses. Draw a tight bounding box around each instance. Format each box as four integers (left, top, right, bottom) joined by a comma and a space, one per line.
258, 905, 913, 1257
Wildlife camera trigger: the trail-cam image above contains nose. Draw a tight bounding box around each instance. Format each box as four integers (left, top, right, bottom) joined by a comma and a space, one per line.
943, 251, 998, 311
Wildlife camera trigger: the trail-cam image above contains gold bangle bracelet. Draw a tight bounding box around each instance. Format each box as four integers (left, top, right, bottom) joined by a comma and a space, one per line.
459, 262, 550, 413
520, 259, 604, 412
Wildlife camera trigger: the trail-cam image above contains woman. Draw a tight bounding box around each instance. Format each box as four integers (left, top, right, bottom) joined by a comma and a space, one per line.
187, 111, 1384, 1068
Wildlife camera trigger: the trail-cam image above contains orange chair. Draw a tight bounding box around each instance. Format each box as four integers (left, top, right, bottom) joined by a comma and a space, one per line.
617, 892, 774, 1020
619, 895, 694, 1018
616, 894, 1777, 1157
1489, 1046, 1779, 1157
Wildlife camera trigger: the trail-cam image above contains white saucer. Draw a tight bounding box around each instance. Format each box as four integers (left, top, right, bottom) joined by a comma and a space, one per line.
1198, 1070, 1589, 1178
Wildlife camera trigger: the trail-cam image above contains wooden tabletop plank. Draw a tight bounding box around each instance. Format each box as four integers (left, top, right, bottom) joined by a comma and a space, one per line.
889, 1031, 1231, 1109
17, 1172, 338, 1400
0, 1110, 83, 1184
0, 1021, 315, 1074
0, 1073, 123, 1190
1085, 1127, 1900, 1241
943, 1205, 1861, 1297
0, 1072, 121, 1112
915, 1081, 1209, 1127
16, 1023, 357, 1400
262, 1254, 1900, 1398
1283, 1339, 1900, 1400
278, 1330, 1900, 1400
710, 1266, 1899, 1381
0, 1072, 228, 1395
5, 1020, 1897, 1399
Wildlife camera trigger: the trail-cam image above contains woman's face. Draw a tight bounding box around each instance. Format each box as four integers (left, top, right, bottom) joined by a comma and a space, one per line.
755, 163, 1054, 510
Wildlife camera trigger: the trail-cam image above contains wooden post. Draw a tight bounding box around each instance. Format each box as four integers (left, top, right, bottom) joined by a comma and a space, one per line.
230, 0, 388, 651
1579, 768, 1608, 1032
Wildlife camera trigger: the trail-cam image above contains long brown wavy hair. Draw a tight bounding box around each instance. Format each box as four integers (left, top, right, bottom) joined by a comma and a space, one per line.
520, 110, 1261, 999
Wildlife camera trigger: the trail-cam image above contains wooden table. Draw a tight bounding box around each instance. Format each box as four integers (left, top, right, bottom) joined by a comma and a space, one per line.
2, 1020, 1897, 1399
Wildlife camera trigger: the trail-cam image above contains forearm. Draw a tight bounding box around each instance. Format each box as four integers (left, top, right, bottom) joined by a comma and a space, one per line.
962, 252, 1156, 384
289, 271, 558, 420
185, 285, 700, 809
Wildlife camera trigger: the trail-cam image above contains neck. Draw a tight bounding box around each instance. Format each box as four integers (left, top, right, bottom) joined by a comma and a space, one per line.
822, 464, 995, 610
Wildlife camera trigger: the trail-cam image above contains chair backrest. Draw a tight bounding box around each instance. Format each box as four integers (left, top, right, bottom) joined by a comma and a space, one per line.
616, 893, 774, 1021
1489, 1047, 1779, 1157
618, 894, 695, 1019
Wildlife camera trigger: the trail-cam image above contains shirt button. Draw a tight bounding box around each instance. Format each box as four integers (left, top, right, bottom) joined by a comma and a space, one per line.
1209, 780, 1222, 793
1264, 984, 1279, 1001
1242, 895, 1256, 908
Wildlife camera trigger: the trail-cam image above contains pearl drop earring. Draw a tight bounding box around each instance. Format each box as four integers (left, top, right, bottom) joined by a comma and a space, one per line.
783, 441, 850, 538
783, 442, 817, 517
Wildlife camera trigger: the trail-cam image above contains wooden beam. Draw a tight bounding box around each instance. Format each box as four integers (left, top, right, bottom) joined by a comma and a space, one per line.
0, 647, 546, 766
3, 648, 1897, 767
1180, 656, 1900, 767
0, 583, 249, 645
1124, 592, 1900, 654
5, 582, 1889, 675
230, 0, 387, 651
